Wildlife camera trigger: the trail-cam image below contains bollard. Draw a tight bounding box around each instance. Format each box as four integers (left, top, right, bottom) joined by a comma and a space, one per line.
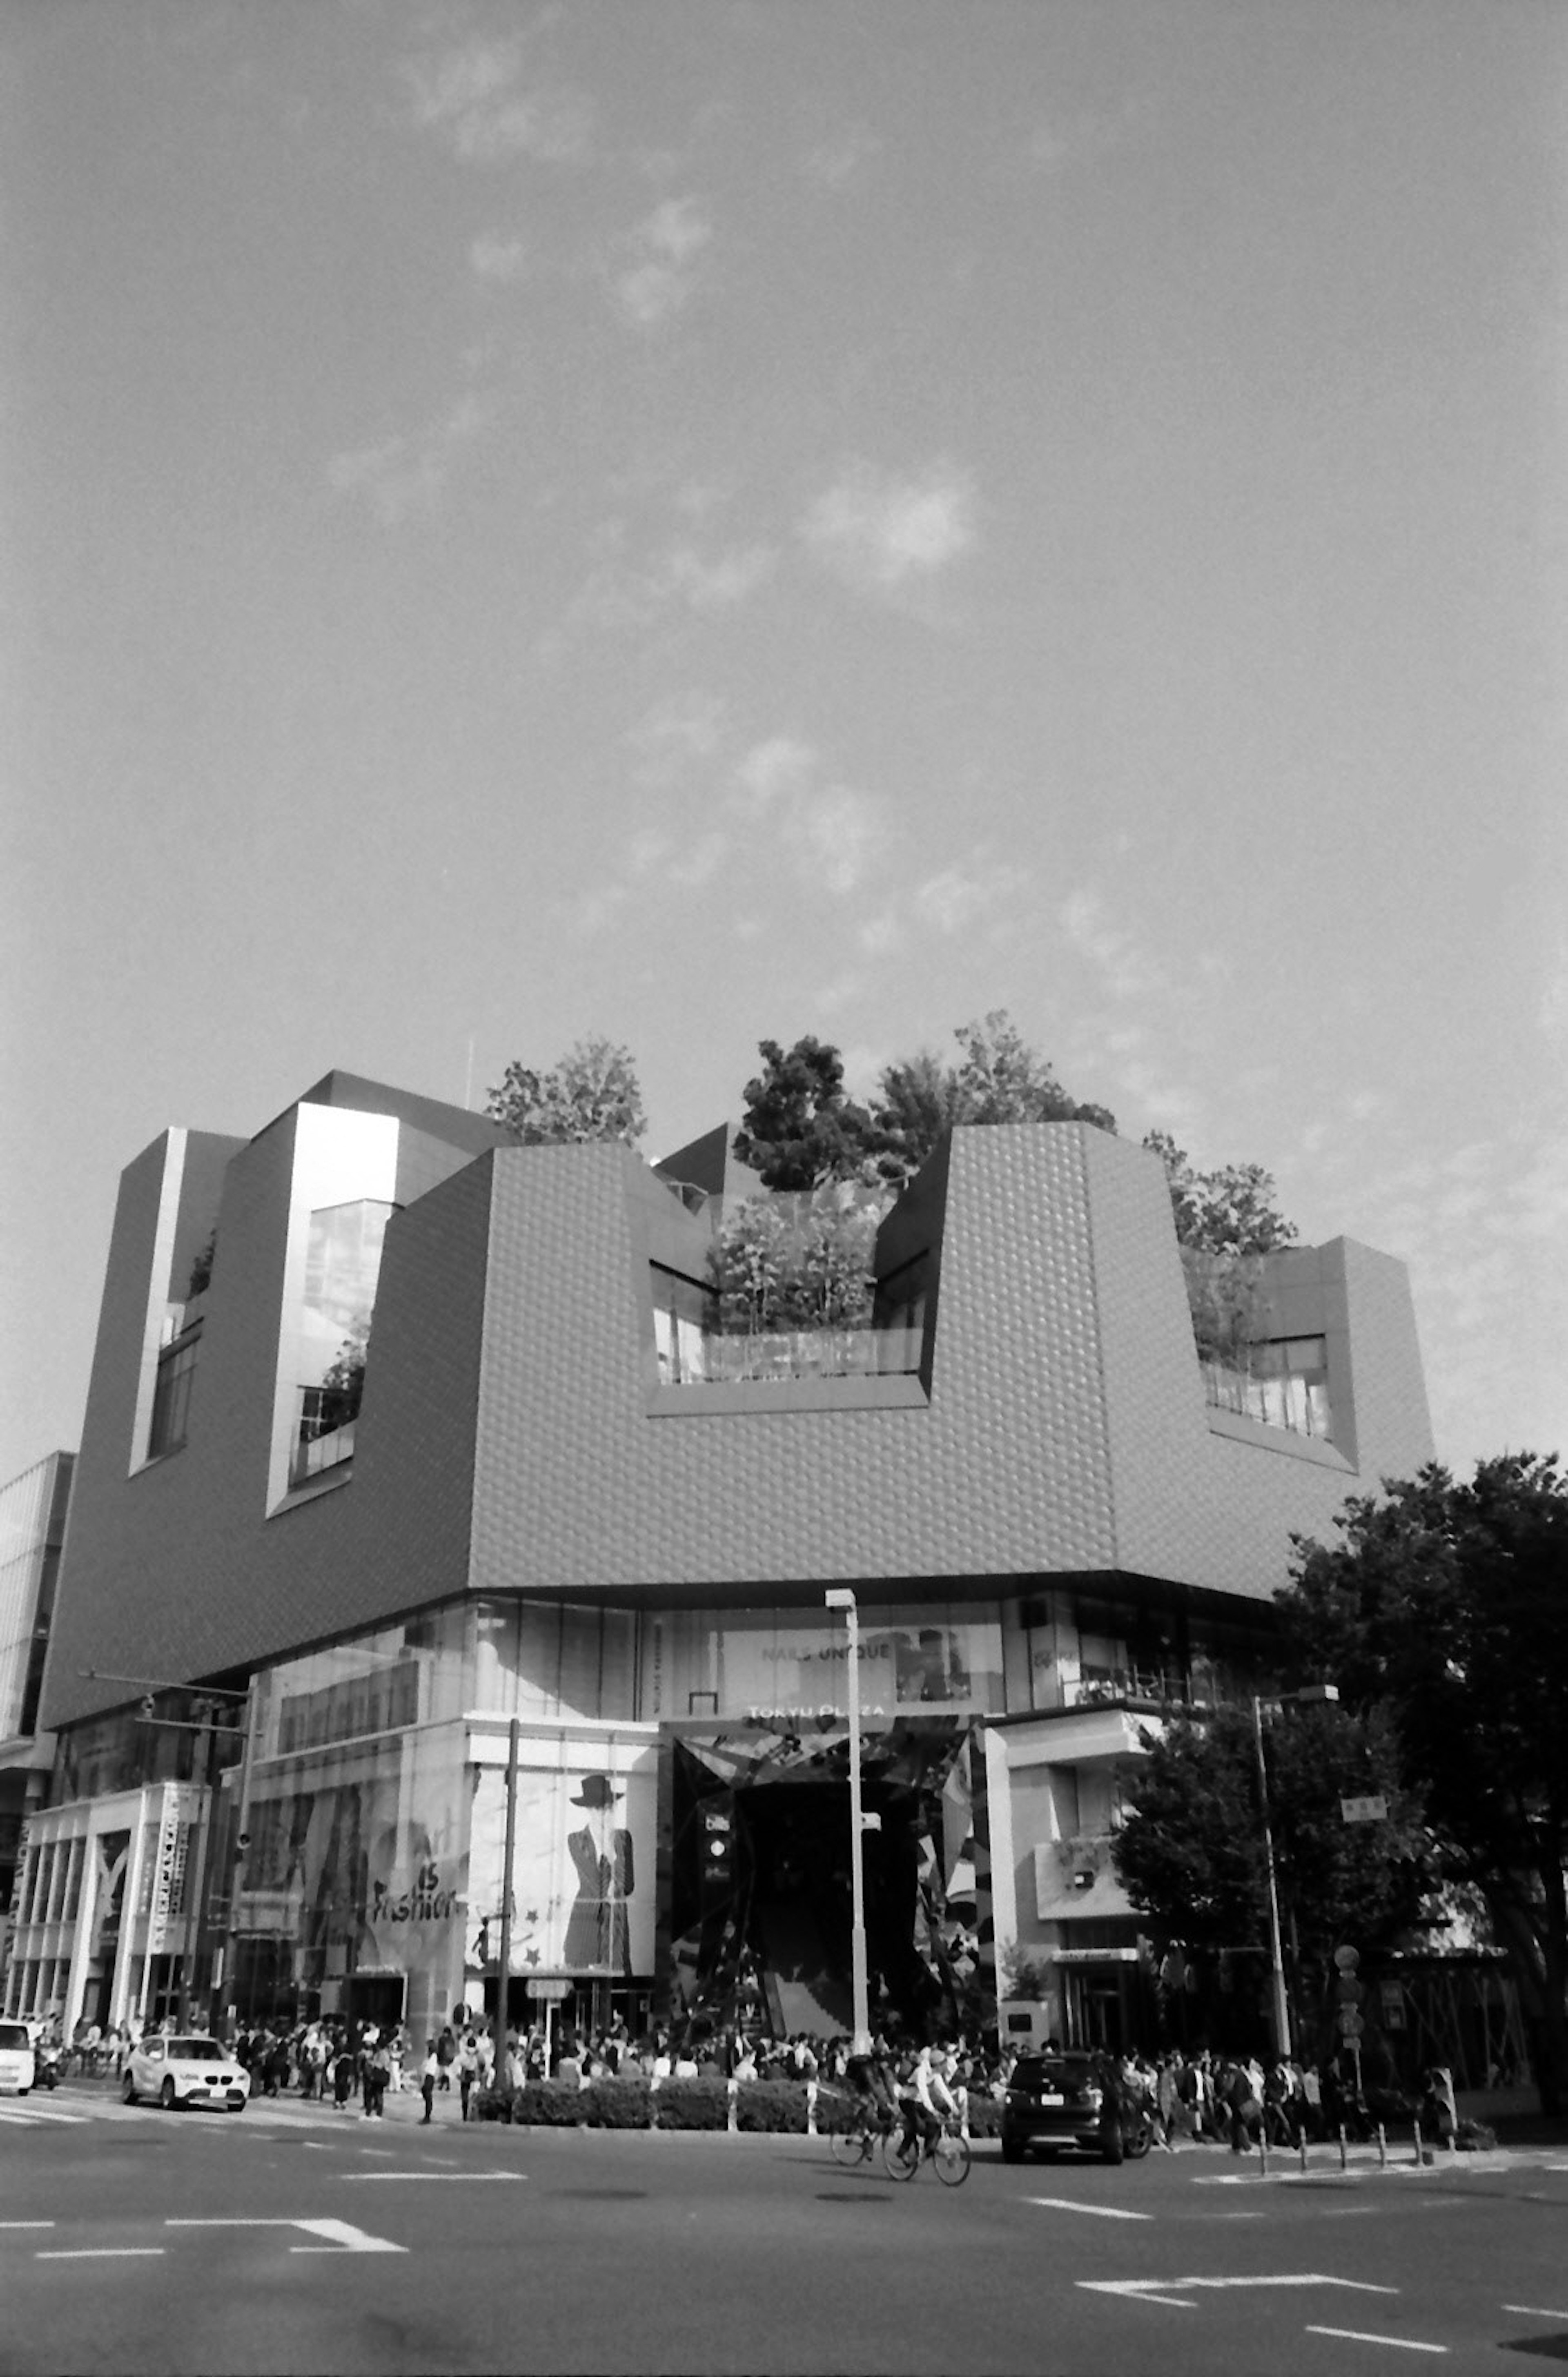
727, 2078, 738, 2134
1299, 2130, 1309, 2174
1258, 2128, 1269, 2179
806, 2079, 818, 2137
1414, 2122, 1426, 2167
1376, 2123, 1386, 2168
1338, 2124, 1348, 2172
649, 2070, 661, 2130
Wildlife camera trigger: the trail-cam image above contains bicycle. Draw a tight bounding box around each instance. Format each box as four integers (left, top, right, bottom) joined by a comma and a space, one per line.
829, 2095, 898, 2170
881, 2110, 972, 2187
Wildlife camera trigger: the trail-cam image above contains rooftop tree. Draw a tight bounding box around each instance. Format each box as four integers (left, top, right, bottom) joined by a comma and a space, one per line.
732, 1036, 884, 1190
487, 1036, 647, 1147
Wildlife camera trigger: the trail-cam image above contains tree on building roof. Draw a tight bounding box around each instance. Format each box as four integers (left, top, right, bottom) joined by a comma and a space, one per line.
487, 1036, 647, 1146
1143, 1132, 1297, 1256
732, 1036, 886, 1190
1279, 1454, 1568, 2114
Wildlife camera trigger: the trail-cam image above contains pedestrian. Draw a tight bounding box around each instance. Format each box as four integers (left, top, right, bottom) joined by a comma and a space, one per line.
420, 2039, 439, 2124
437, 2026, 456, 2091
458, 2029, 479, 2120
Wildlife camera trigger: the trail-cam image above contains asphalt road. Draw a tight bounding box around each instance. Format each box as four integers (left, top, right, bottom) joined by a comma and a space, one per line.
2, 2085, 1568, 2374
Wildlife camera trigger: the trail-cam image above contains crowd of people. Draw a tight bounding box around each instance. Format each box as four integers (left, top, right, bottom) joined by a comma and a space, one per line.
35, 2008, 1457, 2147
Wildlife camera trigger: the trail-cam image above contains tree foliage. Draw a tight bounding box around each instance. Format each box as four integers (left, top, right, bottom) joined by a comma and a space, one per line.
487, 1036, 647, 1147
735, 1011, 1117, 1190
1279, 1454, 1568, 2110
706, 1185, 880, 1334
1114, 1700, 1430, 1978
872, 1011, 1116, 1182
731, 1037, 883, 1189
1143, 1131, 1297, 1256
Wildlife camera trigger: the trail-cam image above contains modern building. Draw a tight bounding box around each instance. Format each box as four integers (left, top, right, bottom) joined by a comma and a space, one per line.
8, 1072, 1434, 2054
0, 1450, 75, 1992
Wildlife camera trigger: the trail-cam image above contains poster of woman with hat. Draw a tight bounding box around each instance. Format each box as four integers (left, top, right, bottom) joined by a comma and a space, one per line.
561, 1773, 635, 1974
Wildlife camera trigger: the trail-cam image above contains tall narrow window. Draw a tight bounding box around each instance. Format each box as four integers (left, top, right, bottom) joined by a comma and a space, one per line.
148, 1322, 200, 1458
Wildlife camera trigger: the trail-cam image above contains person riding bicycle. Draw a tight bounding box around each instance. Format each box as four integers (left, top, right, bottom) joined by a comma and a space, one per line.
846, 2042, 897, 2120
896, 2043, 957, 2163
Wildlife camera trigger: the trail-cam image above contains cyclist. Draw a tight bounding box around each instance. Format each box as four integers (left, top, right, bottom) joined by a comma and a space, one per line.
896, 2043, 958, 2165
846, 2041, 895, 2116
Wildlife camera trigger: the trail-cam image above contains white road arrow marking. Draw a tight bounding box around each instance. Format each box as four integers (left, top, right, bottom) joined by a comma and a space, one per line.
166, 2218, 405, 2255
1027, 2197, 1153, 2221
1081, 2274, 1400, 2308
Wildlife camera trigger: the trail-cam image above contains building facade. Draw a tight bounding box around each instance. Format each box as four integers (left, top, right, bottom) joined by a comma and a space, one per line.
0, 1449, 75, 1985
11, 1072, 1434, 2053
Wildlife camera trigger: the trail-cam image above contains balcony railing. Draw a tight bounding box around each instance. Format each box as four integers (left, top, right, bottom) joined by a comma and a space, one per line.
292, 1385, 359, 1484
1201, 1360, 1332, 1441
659, 1323, 923, 1388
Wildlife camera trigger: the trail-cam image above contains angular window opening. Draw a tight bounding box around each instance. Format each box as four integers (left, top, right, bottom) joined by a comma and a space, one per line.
148, 1322, 201, 1459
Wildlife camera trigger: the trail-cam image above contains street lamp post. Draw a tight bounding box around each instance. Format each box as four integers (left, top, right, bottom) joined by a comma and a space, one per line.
1251, 1695, 1292, 2063
1252, 1682, 1339, 2063
824, 1589, 870, 2054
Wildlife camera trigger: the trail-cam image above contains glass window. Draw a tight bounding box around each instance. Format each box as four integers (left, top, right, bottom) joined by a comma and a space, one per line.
148, 1324, 200, 1458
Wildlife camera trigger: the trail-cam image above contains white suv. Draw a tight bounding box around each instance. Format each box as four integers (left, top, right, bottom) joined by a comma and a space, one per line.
0, 2020, 36, 2095
124, 2033, 250, 2112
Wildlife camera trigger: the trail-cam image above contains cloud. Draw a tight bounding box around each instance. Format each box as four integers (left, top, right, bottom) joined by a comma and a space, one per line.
800, 460, 976, 601
1027, 96, 1150, 175
557, 521, 775, 642
731, 736, 817, 818
794, 786, 886, 898
470, 231, 534, 284
326, 390, 495, 526
912, 856, 1030, 937
611, 197, 712, 327
802, 120, 881, 189
399, 37, 593, 165
661, 542, 775, 610
1060, 885, 1160, 1001
627, 693, 729, 788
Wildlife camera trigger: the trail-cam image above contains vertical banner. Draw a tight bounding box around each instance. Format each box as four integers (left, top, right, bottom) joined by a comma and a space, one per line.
146, 1787, 193, 1960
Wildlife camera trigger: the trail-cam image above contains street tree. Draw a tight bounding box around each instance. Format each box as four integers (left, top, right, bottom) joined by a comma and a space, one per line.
1279, 1454, 1568, 2111
1113, 1698, 1433, 2052
487, 1036, 647, 1146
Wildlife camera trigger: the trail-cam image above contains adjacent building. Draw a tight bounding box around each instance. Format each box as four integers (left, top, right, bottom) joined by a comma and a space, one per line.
7, 1071, 1434, 2054
0, 1450, 75, 1989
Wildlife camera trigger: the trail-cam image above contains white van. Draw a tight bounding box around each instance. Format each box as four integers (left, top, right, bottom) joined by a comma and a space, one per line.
0, 2020, 36, 2094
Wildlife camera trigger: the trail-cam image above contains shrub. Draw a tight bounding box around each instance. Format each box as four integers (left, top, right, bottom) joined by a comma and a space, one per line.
649, 2078, 731, 2131
583, 2078, 654, 2129
735, 2078, 811, 2133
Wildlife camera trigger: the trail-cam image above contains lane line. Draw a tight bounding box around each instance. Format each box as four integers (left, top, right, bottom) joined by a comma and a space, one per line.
1504, 2306, 1568, 2319
1025, 2196, 1152, 2221
0, 2221, 56, 2229
36, 2248, 167, 2260
339, 2170, 524, 2183
1304, 2328, 1445, 2354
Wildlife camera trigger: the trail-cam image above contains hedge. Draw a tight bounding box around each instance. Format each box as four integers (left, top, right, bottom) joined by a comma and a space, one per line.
470, 2075, 1005, 2136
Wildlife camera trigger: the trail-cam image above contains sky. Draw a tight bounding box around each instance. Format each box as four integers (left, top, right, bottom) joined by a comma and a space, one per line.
4, 0, 1566, 1494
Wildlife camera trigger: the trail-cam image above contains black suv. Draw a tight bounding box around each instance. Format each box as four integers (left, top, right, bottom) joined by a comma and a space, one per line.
1001, 2051, 1145, 2165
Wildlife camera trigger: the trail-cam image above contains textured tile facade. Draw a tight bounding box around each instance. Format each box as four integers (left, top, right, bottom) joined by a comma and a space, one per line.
43, 1083, 1435, 1730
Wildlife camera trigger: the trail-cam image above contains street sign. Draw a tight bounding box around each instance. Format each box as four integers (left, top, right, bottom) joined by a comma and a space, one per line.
1338, 2009, 1365, 2038
1336, 1972, 1361, 2003
527, 1978, 572, 2002
1341, 1795, 1388, 1824
1333, 1944, 1360, 1972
